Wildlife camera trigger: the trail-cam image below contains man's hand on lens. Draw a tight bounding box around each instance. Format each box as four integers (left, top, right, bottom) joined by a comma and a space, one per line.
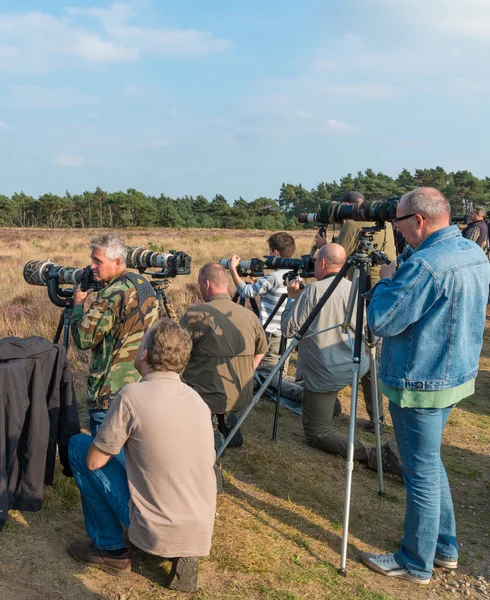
286, 278, 303, 299
228, 255, 241, 271
74, 284, 93, 306
379, 261, 397, 281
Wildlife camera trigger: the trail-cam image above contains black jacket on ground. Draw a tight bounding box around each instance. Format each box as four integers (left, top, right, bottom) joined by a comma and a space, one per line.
0, 336, 80, 530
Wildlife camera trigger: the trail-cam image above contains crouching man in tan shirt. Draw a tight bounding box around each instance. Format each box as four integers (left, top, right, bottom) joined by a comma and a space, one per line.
67, 319, 217, 593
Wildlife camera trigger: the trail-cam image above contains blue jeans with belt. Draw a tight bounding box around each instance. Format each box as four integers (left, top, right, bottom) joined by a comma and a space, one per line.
389, 401, 458, 580
68, 433, 130, 550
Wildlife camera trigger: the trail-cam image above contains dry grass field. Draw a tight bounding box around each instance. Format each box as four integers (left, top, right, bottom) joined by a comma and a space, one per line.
0, 227, 489, 600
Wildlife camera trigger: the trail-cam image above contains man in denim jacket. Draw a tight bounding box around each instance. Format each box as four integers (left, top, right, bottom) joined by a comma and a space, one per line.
361, 187, 490, 585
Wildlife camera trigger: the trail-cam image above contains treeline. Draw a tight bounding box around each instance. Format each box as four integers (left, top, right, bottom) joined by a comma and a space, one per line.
1, 167, 488, 229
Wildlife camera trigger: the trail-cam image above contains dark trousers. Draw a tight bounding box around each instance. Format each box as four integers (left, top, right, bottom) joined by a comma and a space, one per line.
302, 388, 377, 470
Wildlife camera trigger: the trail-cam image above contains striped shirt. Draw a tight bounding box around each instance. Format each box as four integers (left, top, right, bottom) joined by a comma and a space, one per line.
237, 270, 289, 334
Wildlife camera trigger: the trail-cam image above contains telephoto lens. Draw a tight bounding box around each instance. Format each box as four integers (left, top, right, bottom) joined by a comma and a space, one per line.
126, 246, 175, 270
298, 198, 399, 226
23, 260, 82, 286
219, 258, 265, 277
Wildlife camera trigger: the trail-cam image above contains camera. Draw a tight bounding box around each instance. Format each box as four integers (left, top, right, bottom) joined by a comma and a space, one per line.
451, 215, 469, 225
126, 246, 192, 277
263, 255, 316, 280
299, 198, 400, 226
23, 260, 103, 292
219, 258, 265, 278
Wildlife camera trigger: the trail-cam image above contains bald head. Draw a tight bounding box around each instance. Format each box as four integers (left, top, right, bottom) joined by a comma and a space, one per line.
318, 243, 347, 266
198, 263, 229, 301
315, 243, 347, 279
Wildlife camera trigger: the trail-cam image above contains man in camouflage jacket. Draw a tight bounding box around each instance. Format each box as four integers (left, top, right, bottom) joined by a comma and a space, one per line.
71, 233, 159, 435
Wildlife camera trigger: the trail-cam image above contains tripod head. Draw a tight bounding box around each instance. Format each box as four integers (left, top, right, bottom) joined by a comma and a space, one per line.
349, 225, 391, 267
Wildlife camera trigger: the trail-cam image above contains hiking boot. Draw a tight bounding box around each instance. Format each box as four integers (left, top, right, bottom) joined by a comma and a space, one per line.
213, 420, 225, 456
68, 540, 131, 576
381, 440, 403, 478
360, 552, 430, 585
166, 556, 199, 592
365, 416, 385, 434
434, 555, 458, 569
224, 411, 244, 448
333, 397, 342, 418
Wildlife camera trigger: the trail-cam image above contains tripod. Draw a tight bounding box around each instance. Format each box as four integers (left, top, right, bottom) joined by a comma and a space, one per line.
218, 228, 389, 574
53, 302, 73, 350
151, 278, 178, 320
232, 287, 292, 441
46, 272, 75, 350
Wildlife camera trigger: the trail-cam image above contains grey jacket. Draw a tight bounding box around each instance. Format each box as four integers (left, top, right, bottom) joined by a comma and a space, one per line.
281, 275, 369, 392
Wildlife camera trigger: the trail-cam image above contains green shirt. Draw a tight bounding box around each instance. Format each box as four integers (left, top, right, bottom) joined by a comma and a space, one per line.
380, 379, 475, 409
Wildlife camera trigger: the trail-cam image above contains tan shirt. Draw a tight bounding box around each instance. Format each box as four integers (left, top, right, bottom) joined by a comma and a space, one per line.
281, 276, 369, 392
335, 221, 397, 285
181, 294, 268, 414
94, 371, 216, 558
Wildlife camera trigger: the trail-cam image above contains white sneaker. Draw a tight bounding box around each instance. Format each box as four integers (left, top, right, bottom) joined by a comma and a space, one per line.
360, 552, 431, 585
434, 555, 458, 569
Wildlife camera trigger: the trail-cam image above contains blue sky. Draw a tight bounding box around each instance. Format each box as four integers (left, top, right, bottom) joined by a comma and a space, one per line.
0, 0, 488, 201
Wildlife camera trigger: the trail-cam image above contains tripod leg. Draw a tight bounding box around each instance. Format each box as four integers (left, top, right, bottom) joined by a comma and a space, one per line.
216, 337, 299, 459
63, 309, 71, 350
368, 334, 384, 496
53, 312, 64, 345
271, 335, 287, 441
339, 262, 366, 575
217, 262, 352, 460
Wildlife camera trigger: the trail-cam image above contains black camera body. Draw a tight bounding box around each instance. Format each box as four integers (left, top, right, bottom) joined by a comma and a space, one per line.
264, 255, 316, 280
80, 267, 105, 292
451, 215, 469, 225
168, 250, 192, 277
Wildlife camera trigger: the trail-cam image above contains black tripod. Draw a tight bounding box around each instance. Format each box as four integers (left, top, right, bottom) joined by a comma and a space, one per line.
218, 227, 389, 574
232, 288, 290, 441
47, 272, 75, 350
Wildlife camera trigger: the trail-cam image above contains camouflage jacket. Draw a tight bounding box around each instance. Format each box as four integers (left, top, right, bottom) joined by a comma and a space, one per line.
70, 271, 159, 410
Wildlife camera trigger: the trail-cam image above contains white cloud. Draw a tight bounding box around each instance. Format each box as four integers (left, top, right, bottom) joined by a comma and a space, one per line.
411, 0, 490, 40
86, 111, 100, 119
151, 140, 169, 147
325, 119, 359, 134
0, 120, 11, 129
0, 2, 232, 72
53, 153, 85, 167
8, 86, 98, 108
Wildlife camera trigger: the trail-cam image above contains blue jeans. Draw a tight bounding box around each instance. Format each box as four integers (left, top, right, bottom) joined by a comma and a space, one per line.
88, 409, 126, 467
68, 433, 130, 550
389, 401, 458, 580
88, 409, 108, 437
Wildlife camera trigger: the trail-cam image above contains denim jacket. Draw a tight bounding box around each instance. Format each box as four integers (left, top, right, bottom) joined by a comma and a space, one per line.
367, 226, 490, 390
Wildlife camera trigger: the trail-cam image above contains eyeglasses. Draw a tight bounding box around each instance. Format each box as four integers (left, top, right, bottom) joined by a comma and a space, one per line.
393, 213, 426, 224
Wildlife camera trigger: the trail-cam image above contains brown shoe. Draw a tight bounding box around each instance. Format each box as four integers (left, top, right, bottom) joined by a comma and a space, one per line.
68, 539, 131, 576
166, 557, 199, 592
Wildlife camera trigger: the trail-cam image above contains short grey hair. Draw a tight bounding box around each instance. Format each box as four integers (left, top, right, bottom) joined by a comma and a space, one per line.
402, 187, 450, 222
90, 232, 127, 262
474, 206, 487, 218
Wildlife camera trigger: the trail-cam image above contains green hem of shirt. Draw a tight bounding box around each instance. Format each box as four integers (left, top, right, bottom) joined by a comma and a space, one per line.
380, 379, 475, 409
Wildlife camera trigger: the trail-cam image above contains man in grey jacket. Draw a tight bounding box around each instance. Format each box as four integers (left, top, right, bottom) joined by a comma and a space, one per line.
281, 243, 401, 476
